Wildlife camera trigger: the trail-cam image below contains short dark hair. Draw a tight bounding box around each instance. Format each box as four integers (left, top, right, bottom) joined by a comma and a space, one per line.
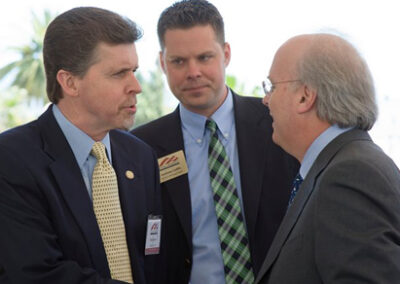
157, 0, 225, 50
43, 7, 142, 104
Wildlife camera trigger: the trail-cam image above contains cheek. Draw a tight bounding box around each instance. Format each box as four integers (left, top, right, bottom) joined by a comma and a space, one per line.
268, 96, 277, 111
206, 63, 224, 80
166, 69, 183, 86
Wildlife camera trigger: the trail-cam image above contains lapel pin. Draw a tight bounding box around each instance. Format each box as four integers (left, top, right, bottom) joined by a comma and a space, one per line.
125, 170, 135, 180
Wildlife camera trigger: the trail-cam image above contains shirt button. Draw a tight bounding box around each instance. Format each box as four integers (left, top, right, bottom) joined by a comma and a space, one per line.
196, 139, 202, 143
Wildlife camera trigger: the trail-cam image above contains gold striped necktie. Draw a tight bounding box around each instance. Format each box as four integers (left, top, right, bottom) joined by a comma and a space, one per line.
91, 142, 133, 283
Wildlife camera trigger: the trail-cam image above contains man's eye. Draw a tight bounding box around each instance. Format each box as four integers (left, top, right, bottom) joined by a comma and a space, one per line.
199, 55, 212, 62
113, 71, 126, 77
171, 58, 184, 65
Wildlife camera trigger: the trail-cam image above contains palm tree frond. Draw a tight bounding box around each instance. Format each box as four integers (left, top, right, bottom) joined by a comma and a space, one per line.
0, 9, 54, 101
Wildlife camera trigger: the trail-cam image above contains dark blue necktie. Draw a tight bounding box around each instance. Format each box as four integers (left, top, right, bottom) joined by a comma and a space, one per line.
288, 173, 303, 207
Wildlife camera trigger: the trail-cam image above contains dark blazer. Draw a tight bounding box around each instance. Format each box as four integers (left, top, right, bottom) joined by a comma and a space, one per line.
0, 106, 162, 284
255, 129, 400, 284
132, 92, 299, 283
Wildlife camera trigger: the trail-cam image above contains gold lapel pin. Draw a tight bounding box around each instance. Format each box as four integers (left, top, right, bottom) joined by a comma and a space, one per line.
125, 170, 135, 180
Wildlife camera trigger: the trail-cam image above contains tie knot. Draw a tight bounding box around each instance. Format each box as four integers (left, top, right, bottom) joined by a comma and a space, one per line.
206, 119, 218, 134
293, 173, 303, 189
91, 142, 107, 161
288, 173, 303, 208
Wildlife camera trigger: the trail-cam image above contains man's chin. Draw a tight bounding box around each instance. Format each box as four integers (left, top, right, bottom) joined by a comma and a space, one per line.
119, 117, 135, 131
271, 132, 280, 146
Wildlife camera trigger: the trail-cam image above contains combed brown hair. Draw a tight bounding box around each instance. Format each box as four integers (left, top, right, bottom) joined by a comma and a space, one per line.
43, 7, 142, 103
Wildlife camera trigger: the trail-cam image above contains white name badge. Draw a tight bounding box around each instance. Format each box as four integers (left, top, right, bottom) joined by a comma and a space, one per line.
145, 215, 162, 255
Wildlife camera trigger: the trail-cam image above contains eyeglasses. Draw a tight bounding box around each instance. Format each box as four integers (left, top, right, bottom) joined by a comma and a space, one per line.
262, 78, 301, 95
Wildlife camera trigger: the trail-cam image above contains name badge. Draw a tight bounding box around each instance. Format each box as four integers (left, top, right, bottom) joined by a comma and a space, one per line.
158, 150, 188, 183
145, 215, 162, 255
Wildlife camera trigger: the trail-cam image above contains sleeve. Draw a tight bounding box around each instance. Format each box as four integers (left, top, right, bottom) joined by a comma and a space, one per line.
314, 159, 400, 283
0, 146, 126, 284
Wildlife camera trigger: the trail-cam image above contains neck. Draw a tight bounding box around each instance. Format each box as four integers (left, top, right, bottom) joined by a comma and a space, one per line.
294, 120, 331, 163
56, 100, 107, 141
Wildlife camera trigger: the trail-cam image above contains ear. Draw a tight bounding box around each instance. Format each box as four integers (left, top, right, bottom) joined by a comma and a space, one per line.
223, 42, 231, 67
297, 84, 317, 113
159, 51, 166, 73
56, 69, 79, 98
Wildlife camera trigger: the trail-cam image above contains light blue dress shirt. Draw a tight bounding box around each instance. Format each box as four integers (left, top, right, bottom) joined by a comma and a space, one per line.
180, 90, 245, 284
300, 124, 352, 179
52, 105, 112, 198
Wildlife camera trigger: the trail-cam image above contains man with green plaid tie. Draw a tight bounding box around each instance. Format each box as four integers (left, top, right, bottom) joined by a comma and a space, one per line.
132, 1, 299, 283
207, 119, 254, 283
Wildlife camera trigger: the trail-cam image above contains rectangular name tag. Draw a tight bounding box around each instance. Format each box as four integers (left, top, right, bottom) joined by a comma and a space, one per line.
145, 215, 162, 255
158, 150, 188, 183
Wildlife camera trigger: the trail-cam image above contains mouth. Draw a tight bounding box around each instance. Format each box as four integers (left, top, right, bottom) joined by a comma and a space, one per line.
182, 85, 208, 92
123, 104, 136, 114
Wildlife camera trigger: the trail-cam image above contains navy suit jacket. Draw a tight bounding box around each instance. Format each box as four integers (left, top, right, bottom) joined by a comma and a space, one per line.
0, 106, 162, 284
132, 92, 299, 283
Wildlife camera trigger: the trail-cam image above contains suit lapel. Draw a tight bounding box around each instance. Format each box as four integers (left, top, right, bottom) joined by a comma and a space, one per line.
254, 168, 317, 282
151, 109, 193, 250
110, 133, 146, 263
38, 107, 109, 275
233, 93, 270, 244
255, 129, 371, 282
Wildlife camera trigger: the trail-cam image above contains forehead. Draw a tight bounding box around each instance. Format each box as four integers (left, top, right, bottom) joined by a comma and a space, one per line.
270, 38, 307, 79
92, 42, 138, 67
163, 25, 221, 55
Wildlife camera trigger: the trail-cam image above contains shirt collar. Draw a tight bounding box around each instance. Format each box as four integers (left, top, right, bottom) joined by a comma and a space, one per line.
210, 88, 234, 139
300, 124, 352, 178
179, 88, 234, 140
52, 104, 112, 167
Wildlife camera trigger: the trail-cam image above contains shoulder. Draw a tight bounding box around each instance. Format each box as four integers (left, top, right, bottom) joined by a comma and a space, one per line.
232, 92, 270, 118
318, 135, 400, 198
0, 120, 41, 156
233, 92, 263, 105
110, 129, 154, 154
0, 121, 43, 184
131, 111, 179, 141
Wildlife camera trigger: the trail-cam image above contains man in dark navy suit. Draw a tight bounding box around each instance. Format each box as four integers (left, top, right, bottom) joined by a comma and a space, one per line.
0, 7, 162, 284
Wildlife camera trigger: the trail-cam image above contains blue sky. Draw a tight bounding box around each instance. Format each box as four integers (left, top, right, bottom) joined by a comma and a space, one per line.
1, 0, 399, 165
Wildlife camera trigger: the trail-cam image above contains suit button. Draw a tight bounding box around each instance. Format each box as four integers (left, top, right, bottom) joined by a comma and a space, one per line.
0, 266, 4, 275
185, 258, 191, 265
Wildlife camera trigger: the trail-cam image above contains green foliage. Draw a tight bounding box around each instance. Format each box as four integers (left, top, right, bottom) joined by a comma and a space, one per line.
133, 63, 166, 127
0, 86, 42, 132
0, 9, 166, 131
0, 10, 53, 101
226, 74, 263, 97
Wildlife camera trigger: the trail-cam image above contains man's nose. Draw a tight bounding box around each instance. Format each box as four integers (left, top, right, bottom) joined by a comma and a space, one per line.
186, 60, 201, 79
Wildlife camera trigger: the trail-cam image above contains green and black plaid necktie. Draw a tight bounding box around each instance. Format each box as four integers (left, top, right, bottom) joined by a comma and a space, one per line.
206, 119, 254, 284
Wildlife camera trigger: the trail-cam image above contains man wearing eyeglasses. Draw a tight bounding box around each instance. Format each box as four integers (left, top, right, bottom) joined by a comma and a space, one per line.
132, 1, 298, 283
255, 33, 400, 284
